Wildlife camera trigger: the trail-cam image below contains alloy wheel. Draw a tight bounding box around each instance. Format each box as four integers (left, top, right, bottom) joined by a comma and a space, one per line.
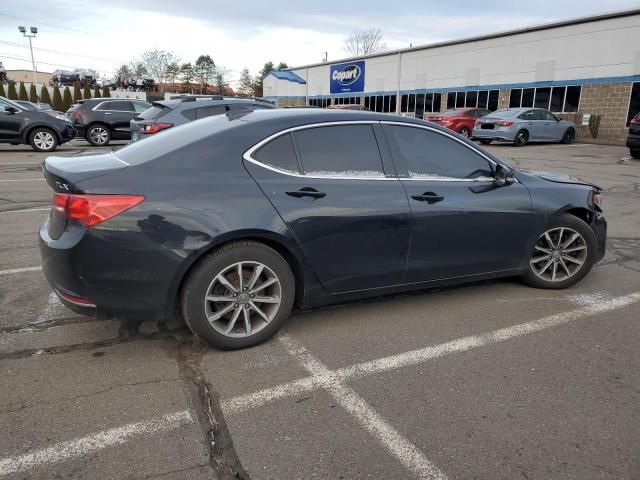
89, 127, 109, 145
203, 261, 282, 338
459, 128, 470, 138
529, 227, 587, 282
33, 131, 55, 150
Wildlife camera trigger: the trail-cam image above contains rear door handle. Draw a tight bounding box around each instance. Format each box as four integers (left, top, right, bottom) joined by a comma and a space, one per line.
286, 187, 326, 199
411, 192, 444, 204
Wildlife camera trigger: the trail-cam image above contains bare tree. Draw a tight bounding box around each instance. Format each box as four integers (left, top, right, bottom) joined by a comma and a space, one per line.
140, 49, 180, 86
344, 28, 386, 57
214, 66, 230, 95
165, 62, 180, 85
194, 54, 216, 93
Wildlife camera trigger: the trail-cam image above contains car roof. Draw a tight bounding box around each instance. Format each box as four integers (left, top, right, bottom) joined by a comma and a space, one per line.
157, 97, 276, 110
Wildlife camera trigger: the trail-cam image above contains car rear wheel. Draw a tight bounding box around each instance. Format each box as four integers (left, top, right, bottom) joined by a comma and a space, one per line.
514, 130, 528, 147
631, 149, 640, 159
29, 128, 58, 152
479, 139, 492, 145
86, 125, 111, 146
458, 127, 470, 138
522, 214, 596, 289
561, 128, 575, 144
181, 241, 295, 350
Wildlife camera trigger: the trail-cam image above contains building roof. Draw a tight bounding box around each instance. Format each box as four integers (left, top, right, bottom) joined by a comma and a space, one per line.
263, 70, 306, 84
283, 8, 640, 71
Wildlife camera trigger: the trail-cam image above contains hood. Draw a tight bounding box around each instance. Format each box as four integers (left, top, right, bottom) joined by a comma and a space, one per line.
519, 169, 601, 190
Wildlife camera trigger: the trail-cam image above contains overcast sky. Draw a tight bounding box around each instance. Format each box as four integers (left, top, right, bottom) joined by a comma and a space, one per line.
1, 1, 638, 85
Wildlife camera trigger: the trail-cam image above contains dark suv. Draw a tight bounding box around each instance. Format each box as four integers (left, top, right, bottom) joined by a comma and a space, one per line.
67, 98, 151, 146
129, 95, 276, 142
626, 112, 640, 159
0, 96, 75, 152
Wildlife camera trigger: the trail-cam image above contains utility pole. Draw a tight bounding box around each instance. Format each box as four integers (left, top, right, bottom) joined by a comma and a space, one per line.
18, 25, 38, 100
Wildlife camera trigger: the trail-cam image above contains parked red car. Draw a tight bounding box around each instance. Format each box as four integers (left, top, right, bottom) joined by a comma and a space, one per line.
425, 108, 490, 138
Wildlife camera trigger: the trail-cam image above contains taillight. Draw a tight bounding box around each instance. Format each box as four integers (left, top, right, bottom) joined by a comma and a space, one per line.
142, 123, 173, 134
495, 121, 513, 127
52, 193, 144, 227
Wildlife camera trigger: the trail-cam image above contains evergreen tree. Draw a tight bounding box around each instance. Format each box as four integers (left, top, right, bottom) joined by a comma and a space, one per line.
40, 85, 52, 106
7, 81, 18, 100
63, 87, 73, 111
18, 82, 28, 101
83, 85, 91, 99
73, 83, 82, 102
0, 82, 6, 98
102, 86, 111, 97
29, 84, 38, 103
94, 86, 101, 98
52, 88, 64, 111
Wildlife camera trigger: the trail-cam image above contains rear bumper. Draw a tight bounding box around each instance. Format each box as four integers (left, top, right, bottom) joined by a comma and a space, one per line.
39, 219, 179, 321
471, 129, 516, 142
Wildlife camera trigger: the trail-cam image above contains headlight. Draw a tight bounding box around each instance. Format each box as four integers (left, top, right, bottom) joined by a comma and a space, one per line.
592, 191, 603, 211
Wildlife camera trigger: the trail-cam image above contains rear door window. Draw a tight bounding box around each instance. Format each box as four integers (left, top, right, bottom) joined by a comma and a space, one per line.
253, 133, 300, 173
384, 125, 493, 180
293, 125, 385, 177
103, 101, 134, 112
137, 105, 169, 120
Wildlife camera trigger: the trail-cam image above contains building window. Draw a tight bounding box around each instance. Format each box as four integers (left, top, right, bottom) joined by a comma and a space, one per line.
465, 90, 477, 107
455, 92, 465, 108
409, 94, 416, 112
401, 95, 408, 112
400, 92, 441, 117
508, 85, 581, 112
488, 90, 499, 111
447, 92, 455, 109
477, 90, 488, 109
433, 93, 442, 112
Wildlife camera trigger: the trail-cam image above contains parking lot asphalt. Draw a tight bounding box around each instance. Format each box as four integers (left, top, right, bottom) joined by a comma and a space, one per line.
0, 139, 638, 479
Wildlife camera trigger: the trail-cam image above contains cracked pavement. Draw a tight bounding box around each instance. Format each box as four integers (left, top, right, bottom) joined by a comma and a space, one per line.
0, 140, 639, 479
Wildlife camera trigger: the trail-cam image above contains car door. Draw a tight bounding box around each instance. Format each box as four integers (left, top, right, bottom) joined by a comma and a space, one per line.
540, 110, 563, 140
243, 122, 411, 293
95, 100, 134, 137
518, 109, 545, 140
0, 99, 23, 141
381, 123, 539, 282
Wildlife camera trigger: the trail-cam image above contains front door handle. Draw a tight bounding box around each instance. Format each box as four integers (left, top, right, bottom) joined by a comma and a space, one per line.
411, 192, 444, 204
286, 187, 326, 199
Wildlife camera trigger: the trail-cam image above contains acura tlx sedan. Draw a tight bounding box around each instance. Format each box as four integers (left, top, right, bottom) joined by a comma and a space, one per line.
39, 109, 606, 350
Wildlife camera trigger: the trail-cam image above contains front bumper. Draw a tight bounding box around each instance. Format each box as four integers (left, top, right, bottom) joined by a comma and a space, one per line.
60, 124, 76, 142
625, 134, 640, 150
591, 213, 607, 263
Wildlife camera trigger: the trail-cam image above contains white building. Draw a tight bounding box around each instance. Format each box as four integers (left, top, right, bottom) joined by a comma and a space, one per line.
264, 8, 640, 143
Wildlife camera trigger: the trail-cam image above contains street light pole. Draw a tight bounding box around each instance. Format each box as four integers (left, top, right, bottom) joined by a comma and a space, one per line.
18, 26, 38, 100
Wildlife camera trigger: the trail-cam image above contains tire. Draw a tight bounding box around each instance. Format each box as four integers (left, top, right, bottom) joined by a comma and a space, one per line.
561, 128, 575, 144
29, 127, 58, 152
514, 130, 528, 147
479, 139, 492, 145
458, 127, 470, 138
181, 241, 295, 350
631, 150, 640, 160
522, 213, 597, 289
86, 124, 111, 146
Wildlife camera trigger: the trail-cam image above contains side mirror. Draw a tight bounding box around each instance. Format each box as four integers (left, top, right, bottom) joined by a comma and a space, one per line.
4, 106, 19, 114
495, 164, 514, 187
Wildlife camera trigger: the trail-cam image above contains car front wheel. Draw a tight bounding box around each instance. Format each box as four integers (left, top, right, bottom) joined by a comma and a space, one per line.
522, 214, 596, 289
181, 241, 295, 350
86, 125, 111, 146
458, 127, 470, 138
29, 128, 59, 152
561, 128, 575, 144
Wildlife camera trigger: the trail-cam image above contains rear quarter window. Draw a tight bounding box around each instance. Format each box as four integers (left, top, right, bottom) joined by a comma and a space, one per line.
138, 105, 169, 120
252, 133, 300, 173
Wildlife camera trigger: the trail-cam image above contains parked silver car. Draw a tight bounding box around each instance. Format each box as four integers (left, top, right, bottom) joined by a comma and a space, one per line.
472, 108, 576, 146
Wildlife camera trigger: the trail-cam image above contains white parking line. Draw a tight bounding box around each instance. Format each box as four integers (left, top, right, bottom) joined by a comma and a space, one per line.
223, 291, 640, 415
0, 266, 42, 276
0, 207, 49, 214
0, 410, 194, 476
280, 334, 448, 480
0, 178, 45, 182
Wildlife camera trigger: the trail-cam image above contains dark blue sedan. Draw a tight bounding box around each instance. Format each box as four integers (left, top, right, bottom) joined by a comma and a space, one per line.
39, 109, 606, 349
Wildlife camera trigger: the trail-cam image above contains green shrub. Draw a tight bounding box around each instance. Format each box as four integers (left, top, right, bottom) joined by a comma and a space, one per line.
0, 83, 6, 98
588, 114, 602, 139
52, 87, 64, 111
73, 83, 82, 102
7, 81, 18, 100
18, 81, 28, 101
29, 84, 38, 103
40, 85, 52, 106
63, 87, 73, 111
102, 86, 111, 97
83, 85, 91, 99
